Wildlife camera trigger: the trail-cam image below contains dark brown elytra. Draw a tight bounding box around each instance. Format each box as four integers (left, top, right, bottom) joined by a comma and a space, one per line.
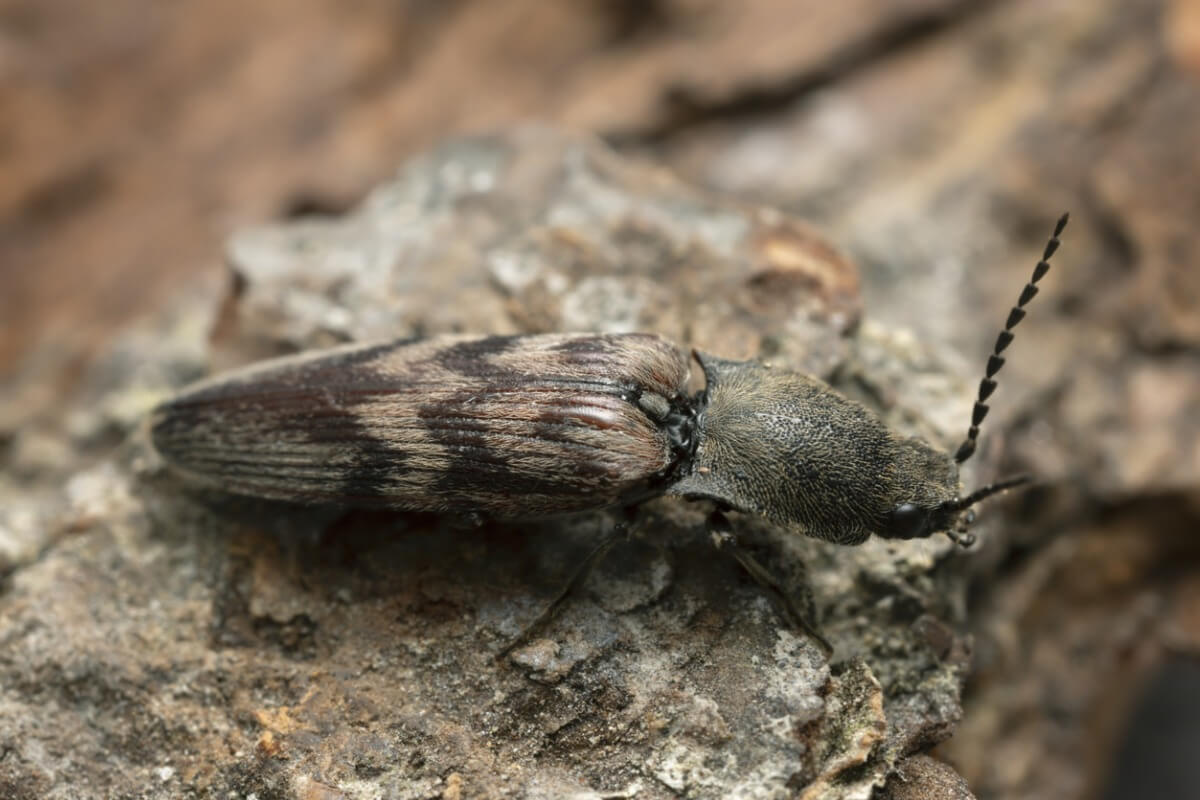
149, 215, 1069, 652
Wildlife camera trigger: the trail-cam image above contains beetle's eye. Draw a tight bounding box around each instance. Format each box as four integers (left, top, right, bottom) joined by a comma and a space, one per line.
885, 502, 930, 540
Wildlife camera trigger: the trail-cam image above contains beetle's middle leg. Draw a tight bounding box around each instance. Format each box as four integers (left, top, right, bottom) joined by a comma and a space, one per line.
497, 508, 638, 660
707, 508, 833, 655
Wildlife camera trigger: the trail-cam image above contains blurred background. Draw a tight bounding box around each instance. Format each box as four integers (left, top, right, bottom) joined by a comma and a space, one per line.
1, 1, 1197, 798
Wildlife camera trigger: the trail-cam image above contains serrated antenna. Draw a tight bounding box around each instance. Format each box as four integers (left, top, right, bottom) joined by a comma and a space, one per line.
954, 212, 1068, 465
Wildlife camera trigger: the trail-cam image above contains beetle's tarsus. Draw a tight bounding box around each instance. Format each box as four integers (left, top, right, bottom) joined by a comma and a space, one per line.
945, 527, 976, 548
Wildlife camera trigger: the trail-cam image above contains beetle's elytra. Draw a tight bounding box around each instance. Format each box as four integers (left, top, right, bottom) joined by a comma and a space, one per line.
151, 333, 694, 517
151, 215, 1068, 551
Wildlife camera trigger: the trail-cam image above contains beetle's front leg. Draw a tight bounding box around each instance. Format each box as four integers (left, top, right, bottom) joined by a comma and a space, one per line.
707, 509, 833, 655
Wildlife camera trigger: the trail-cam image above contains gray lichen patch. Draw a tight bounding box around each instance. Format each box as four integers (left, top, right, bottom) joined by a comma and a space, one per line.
0, 128, 971, 799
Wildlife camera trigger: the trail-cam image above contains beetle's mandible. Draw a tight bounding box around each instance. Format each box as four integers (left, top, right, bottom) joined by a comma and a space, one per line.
152, 214, 1067, 551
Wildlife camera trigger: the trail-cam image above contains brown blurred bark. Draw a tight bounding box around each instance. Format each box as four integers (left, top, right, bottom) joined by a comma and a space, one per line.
0, 0, 974, 378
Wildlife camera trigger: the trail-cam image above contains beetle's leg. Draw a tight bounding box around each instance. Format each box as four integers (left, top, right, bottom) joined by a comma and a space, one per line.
707, 509, 833, 655
497, 510, 636, 660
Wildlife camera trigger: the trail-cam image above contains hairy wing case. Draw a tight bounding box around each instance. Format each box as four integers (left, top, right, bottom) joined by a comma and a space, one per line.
150, 333, 691, 515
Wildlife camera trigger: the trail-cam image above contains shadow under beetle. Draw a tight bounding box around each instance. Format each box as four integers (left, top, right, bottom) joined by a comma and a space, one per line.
150, 214, 1069, 653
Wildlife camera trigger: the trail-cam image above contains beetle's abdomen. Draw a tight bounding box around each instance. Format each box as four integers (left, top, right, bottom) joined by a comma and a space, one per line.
150, 333, 691, 516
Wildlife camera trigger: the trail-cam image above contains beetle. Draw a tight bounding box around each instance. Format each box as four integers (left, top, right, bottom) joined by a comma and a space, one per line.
150, 214, 1067, 649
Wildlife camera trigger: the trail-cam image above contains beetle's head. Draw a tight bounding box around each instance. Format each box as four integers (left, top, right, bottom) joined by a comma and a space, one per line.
875, 436, 1029, 548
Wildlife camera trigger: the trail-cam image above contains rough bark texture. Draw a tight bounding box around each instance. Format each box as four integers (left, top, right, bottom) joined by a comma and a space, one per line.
3, 129, 974, 799
3, 0, 1199, 798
